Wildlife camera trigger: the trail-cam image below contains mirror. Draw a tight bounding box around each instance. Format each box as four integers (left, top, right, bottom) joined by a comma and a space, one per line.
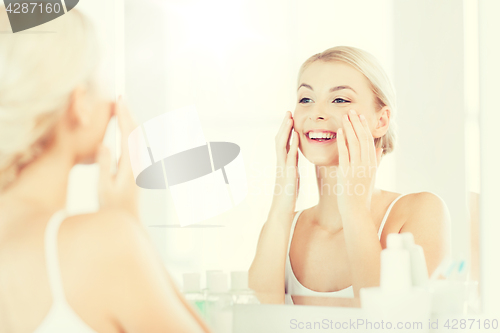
70, 0, 481, 312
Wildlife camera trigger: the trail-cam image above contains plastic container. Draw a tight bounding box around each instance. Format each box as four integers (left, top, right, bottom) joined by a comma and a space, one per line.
205, 272, 233, 333
230, 271, 260, 305
380, 233, 412, 290
182, 273, 206, 318
401, 232, 429, 288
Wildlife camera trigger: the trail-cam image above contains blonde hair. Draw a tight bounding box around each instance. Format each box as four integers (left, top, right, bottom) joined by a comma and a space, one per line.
298, 46, 397, 156
0, 7, 100, 193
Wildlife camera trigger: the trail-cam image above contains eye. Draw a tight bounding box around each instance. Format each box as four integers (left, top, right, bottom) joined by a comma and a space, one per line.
299, 97, 313, 104
333, 98, 350, 104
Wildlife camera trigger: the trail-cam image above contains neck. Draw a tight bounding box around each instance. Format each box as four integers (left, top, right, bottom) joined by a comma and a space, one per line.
313, 165, 380, 233
1, 143, 76, 213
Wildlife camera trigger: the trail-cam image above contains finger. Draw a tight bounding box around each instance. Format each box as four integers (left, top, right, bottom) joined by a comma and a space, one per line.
342, 113, 360, 165
359, 113, 376, 166
286, 118, 295, 153
97, 145, 112, 190
276, 111, 292, 141
116, 98, 137, 181
348, 110, 370, 164
275, 112, 293, 162
336, 128, 349, 170
286, 130, 299, 168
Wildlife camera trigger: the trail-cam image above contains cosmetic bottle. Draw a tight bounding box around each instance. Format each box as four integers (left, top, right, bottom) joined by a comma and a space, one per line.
380, 233, 412, 290
400, 232, 429, 288
203, 270, 222, 296
230, 271, 260, 305
360, 233, 432, 333
182, 273, 206, 318
205, 272, 233, 333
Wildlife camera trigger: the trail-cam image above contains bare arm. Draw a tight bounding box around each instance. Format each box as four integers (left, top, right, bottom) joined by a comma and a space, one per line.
248, 211, 295, 303
248, 111, 300, 303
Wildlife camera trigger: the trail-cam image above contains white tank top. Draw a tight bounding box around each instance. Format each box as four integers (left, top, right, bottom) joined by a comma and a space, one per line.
285, 193, 407, 304
33, 210, 98, 333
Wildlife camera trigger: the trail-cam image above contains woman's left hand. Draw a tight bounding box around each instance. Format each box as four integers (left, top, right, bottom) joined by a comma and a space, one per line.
97, 97, 140, 220
336, 109, 383, 218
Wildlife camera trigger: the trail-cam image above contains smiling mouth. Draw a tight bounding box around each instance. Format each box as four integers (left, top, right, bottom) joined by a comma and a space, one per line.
306, 131, 337, 142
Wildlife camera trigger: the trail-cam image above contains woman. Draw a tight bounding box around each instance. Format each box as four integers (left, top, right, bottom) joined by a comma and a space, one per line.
0, 8, 210, 333
249, 46, 451, 305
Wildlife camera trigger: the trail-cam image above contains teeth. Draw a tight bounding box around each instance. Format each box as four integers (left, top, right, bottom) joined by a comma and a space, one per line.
308, 132, 336, 140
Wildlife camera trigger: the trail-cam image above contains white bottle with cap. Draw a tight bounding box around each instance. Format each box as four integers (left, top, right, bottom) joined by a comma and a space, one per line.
182, 273, 205, 318
230, 271, 260, 305
380, 233, 413, 290
205, 272, 233, 333
400, 232, 429, 288
203, 270, 222, 296
360, 233, 432, 332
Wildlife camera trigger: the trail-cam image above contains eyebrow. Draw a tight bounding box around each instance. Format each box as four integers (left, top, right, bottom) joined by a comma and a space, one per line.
297, 83, 357, 94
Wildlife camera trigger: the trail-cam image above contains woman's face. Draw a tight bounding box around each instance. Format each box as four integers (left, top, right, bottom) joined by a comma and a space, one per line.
293, 60, 385, 166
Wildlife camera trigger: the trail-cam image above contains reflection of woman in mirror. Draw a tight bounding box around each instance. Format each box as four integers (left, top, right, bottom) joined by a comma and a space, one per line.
249, 46, 451, 305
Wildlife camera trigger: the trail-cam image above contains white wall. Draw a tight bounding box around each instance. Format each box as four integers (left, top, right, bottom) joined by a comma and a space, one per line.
478, 0, 500, 316
392, 0, 468, 261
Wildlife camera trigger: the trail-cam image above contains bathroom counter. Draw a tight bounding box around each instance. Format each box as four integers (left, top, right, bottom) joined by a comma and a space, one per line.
232, 303, 484, 333
233, 303, 364, 333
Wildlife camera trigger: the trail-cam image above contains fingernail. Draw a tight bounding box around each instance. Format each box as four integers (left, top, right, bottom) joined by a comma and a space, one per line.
359, 114, 365, 121
349, 109, 356, 115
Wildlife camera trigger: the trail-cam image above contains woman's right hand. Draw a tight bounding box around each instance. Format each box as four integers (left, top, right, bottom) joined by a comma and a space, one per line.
269, 111, 300, 217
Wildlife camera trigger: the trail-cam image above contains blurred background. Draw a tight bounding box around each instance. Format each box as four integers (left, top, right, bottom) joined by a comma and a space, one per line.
66, 0, 480, 291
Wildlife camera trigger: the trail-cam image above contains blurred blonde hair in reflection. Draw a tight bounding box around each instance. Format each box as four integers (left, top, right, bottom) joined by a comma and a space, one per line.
0, 7, 100, 192
298, 46, 398, 156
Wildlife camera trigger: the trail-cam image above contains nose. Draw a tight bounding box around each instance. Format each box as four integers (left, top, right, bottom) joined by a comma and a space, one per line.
309, 104, 329, 121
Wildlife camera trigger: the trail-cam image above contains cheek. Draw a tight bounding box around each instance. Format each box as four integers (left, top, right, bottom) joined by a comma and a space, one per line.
98, 102, 112, 123
292, 111, 306, 131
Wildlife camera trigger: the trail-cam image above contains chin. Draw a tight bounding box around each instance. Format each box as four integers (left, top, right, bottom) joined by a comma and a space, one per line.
303, 153, 338, 167
78, 158, 95, 165
77, 152, 98, 165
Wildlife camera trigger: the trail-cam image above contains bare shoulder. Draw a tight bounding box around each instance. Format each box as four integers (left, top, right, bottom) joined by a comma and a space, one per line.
385, 191, 450, 221
395, 192, 451, 247
56, 210, 204, 332
400, 192, 450, 221
380, 191, 451, 246
57, 209, 152, 300
58, 209, 143, 255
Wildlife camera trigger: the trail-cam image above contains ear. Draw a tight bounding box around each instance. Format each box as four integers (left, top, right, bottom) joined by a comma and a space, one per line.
66, 85, 91, 129
372, 106, 391, 139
